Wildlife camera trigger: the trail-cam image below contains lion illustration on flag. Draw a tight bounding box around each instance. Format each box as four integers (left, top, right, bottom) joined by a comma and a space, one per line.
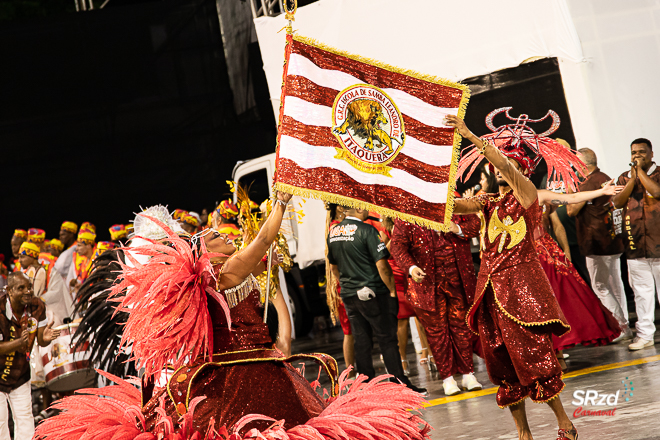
333, 99, 403, 155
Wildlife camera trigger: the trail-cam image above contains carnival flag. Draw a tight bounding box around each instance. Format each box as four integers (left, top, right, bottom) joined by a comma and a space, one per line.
274, 34, 470, 231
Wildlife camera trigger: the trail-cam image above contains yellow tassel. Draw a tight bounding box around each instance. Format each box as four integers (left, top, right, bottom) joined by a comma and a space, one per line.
275, 182, 453, 232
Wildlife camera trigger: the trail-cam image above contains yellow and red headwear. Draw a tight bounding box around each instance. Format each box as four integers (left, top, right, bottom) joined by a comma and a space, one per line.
13, 229, 27, 239
216, 223, 241, 238
61, 221, 78, 234
181, 214, 199, 228
109, 224, 128, 241
94, 241, 116, 259
81, 222, 96, 234
126, 223, 134, 235
19, 242, 40, 259
49, 239, 64, 252
77, 228, 96, 245
173, 209, 188, 220
27, 228, 46, 244
215, 199, 238, 220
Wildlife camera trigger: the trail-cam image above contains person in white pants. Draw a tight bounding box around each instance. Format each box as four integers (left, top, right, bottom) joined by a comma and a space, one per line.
0, 381, 33, 440
613, 138, 660, 351
0, 271, 60, 440
567, 148, 630, 340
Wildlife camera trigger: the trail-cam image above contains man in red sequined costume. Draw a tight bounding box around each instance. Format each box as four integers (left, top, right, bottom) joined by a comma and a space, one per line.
390, 217, 482, 395
446, 115, 577, 440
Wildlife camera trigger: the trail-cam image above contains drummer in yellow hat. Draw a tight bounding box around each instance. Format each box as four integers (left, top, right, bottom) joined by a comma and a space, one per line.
173, 209, 188, 221
212, 199, 241, 240
93, 241, 117, 261
70, 228, 97, 293
109, 224, 128, 244
28, 229, 58, 268
54, 221, 80, 282
59, 221, 78, 250
10, 229, 27, 270
49, 239, 64, 258
180, 213, 199, 235
27, 228, 46, 248
18, 242, 40, 268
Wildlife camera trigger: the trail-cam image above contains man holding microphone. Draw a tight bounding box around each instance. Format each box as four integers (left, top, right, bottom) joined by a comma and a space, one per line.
613, 138, 660, 350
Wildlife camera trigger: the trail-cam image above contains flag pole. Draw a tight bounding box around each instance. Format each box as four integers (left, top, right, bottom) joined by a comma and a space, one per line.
283, 0, 297, 34
265, 0, 298, 324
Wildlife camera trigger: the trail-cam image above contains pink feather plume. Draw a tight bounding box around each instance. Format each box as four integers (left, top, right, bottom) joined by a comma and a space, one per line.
110, 214, 231, 380
34, 370, 153, 440
231, 371, 431, 440
35, 370, 222, 440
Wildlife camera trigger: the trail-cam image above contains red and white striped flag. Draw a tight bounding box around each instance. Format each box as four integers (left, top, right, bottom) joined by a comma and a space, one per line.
274, 34, 470, 230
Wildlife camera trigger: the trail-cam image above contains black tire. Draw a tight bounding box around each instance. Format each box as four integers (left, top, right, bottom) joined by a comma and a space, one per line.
287, 281, 314, 337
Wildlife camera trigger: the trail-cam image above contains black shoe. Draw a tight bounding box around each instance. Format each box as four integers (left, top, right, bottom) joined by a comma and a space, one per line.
398, 376, 428, 396
408, 383, 429, 397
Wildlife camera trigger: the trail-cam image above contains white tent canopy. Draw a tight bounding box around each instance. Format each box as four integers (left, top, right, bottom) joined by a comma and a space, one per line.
255, 0, 660, 179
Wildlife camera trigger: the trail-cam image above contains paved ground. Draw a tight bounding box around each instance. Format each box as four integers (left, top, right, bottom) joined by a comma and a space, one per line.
292, 325, 660, 440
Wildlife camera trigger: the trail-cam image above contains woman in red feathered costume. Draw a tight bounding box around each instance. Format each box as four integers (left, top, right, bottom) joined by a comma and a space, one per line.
35, 191, 430, 440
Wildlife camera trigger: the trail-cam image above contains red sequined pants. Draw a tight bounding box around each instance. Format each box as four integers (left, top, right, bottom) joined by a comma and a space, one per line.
413, 281, 474, 379
478, 286, 564, 408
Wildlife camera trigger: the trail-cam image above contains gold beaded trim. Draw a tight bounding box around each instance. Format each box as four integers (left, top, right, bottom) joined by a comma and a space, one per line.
223, 274, 261, 309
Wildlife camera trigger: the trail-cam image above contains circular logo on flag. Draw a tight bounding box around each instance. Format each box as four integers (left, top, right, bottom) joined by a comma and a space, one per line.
331, 84, 405, 176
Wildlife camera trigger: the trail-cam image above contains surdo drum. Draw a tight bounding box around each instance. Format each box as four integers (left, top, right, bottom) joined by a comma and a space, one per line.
42, 322, 95, 392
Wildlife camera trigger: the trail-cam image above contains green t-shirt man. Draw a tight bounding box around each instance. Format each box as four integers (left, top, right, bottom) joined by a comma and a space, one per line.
327, 217, 390, 299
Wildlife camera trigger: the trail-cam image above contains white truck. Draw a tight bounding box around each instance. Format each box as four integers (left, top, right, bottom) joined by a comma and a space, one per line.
232, 153, 330, 337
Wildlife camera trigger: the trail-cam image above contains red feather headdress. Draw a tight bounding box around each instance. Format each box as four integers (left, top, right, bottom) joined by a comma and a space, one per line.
110, 214, 231, 380
458, 107, 587, 191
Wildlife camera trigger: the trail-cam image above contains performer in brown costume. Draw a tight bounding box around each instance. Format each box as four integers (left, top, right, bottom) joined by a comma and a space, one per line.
390, 217, 482, 395
446, 109, 586, 440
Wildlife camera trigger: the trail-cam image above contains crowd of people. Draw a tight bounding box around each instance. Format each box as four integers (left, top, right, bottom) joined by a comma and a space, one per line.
0, 127, 658, 440
325, 119, 659, 440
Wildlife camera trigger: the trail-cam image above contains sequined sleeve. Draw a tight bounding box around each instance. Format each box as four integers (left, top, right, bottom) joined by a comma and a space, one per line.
454, 214, 480, 238
453, 198, 483, 214
390, 220, 417, 276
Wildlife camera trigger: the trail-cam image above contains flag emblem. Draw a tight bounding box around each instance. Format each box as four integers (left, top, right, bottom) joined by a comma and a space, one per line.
331, 84, 405, 176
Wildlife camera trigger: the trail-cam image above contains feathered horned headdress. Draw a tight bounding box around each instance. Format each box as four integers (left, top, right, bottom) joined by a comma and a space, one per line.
458, 107, 587, 191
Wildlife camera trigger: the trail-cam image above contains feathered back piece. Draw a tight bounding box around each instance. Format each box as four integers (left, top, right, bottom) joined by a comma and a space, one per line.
458, 107, 587, 192
110, 214, 231, 380
73, 249, 136, 378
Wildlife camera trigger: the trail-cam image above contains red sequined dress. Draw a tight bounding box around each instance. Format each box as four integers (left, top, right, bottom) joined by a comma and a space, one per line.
535, 205, 620, 350
141, 274, 332, 434
466, 191, 570, 336
463, 190, 570, 407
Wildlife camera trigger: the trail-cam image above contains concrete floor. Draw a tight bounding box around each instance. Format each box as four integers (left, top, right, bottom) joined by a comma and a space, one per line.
293, 325, 660, 440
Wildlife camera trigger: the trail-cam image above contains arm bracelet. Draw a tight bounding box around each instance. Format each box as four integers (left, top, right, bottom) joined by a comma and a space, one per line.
478, 137, 490, 155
